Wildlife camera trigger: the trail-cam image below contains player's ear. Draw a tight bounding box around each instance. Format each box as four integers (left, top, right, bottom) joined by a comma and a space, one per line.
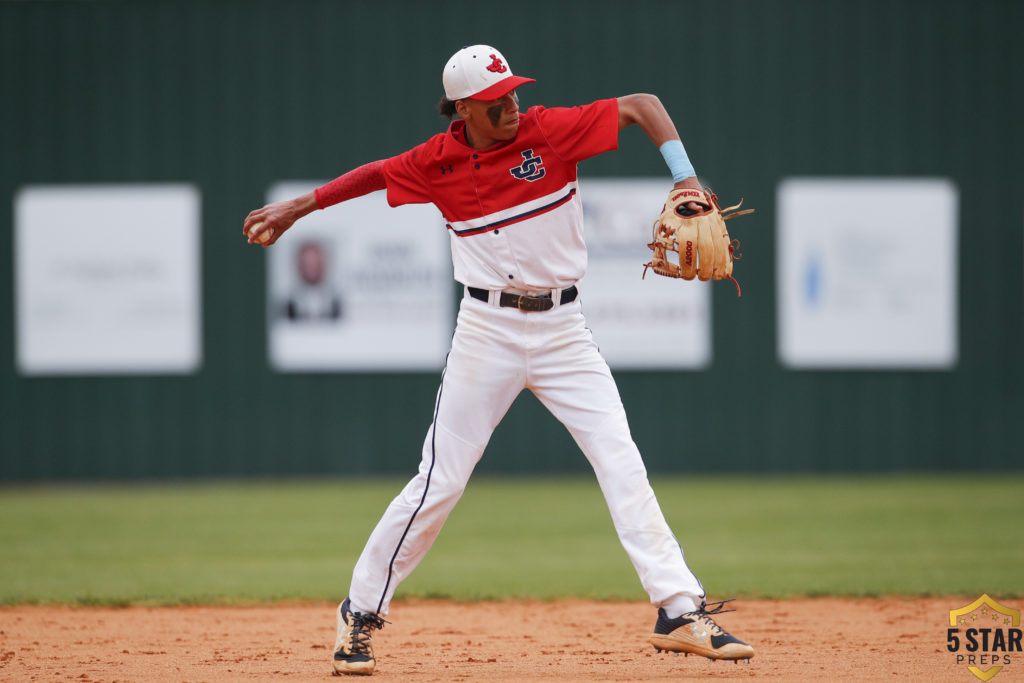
454, 99, 471, 120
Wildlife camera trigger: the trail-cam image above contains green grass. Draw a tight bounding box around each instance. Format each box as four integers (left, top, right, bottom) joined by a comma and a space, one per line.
0, 475, 1020, 605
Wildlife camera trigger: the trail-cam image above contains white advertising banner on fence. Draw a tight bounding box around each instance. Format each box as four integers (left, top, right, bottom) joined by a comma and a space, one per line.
578, 179, 711, 369
15, 184, 202, 375
266, 183, 453, 372
777, 177, 958, 369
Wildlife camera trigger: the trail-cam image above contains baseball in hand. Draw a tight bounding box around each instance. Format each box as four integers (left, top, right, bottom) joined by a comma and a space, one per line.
248, 221, 273, 244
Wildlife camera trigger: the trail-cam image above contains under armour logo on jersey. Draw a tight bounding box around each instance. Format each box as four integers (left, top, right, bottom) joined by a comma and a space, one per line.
440, 164, 454, 175
509, 149, 545, 182
486, 54, 507, 73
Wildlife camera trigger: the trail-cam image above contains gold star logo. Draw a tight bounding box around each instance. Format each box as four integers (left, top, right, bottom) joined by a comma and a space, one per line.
949, 595, 1022, 682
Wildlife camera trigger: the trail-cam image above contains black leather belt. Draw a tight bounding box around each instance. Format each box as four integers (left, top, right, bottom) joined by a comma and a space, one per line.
468, 285, 578, 312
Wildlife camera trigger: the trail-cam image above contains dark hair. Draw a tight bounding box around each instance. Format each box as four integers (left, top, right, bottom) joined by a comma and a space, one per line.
438, 95, 458, 120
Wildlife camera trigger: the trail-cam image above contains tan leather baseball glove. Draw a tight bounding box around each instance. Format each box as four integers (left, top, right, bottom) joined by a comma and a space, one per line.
644, 187, 754, 296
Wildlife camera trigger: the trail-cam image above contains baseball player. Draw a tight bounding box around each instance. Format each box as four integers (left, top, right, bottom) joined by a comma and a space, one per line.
244, 44, 754, 676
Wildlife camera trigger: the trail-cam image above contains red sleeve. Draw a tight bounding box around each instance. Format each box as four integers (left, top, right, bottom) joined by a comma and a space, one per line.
534, 99, 619, 163
381, 143, 433, 207
314, 159, 387, 209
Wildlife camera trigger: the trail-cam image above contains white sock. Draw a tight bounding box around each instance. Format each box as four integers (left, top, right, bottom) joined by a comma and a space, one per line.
663, 595, 699, 619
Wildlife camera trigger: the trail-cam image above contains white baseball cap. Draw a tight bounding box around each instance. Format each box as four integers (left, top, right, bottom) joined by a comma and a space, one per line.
442, 45, 535, 101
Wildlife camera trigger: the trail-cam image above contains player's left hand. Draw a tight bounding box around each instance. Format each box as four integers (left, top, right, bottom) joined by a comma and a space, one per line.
644, 186, 754, 295
671, 177, 707, 216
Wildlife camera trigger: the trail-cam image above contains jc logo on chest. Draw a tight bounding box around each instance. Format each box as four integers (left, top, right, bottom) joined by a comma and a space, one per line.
509, 149, 546, 182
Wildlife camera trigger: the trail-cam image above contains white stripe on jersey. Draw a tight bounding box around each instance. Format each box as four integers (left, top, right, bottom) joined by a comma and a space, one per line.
447, 181, 579, 236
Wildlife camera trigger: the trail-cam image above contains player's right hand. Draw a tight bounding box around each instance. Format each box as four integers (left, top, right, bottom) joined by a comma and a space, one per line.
243, 200, 298, 247
243, 192, 320, 247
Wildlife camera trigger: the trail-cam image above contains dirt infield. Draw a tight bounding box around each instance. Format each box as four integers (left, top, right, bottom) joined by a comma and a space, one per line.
0, 598, 970, 681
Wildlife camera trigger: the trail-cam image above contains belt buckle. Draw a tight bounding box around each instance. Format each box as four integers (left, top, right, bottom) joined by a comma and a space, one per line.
517, 294, 553, 312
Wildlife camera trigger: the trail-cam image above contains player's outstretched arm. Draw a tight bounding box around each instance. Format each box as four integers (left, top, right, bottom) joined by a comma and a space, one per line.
616, 94, 701, 192
616, 93, 680, 145
243, 159, 387, 247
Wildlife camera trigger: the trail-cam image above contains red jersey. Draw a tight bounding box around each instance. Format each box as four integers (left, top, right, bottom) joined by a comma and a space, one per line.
382, 99, 619, 291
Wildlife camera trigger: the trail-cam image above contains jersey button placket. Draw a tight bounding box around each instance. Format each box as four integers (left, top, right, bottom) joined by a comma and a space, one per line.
473, 151, 513, 279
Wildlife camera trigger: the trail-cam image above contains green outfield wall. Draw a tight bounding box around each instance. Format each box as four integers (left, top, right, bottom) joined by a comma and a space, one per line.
1, 0, 1022, 480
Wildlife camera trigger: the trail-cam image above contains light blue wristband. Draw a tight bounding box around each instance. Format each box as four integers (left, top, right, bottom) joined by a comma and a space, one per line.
659, 139, 696, 183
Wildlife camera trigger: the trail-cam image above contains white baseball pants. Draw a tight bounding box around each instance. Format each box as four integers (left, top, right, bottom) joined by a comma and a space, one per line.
348, 291, 704, 616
